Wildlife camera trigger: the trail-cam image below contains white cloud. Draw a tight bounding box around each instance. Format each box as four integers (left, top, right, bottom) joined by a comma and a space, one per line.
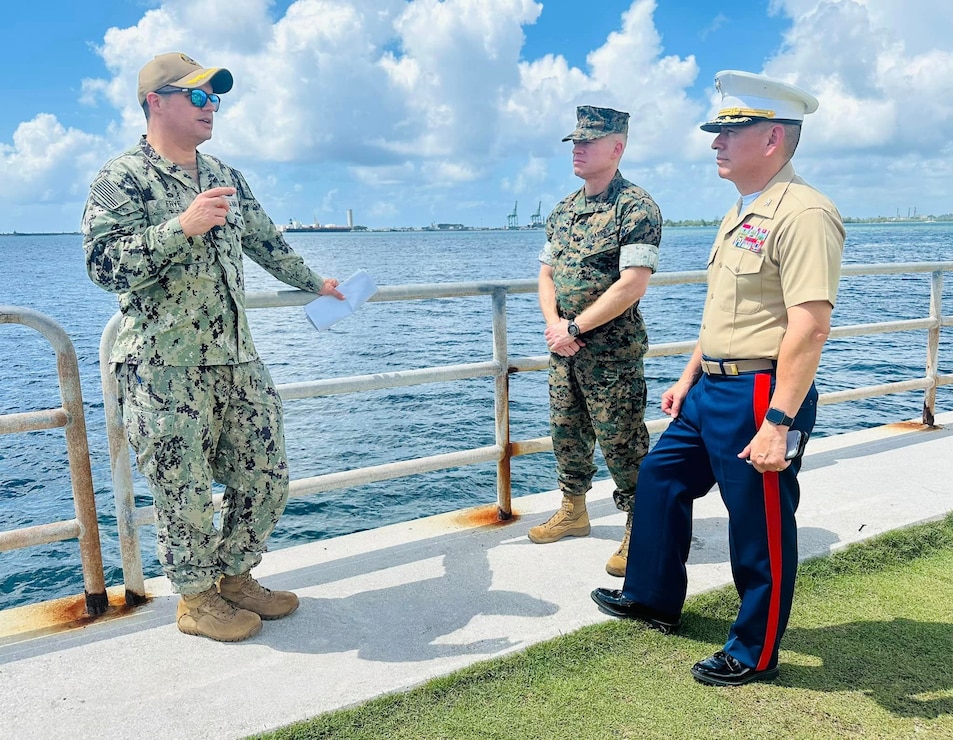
4, 0, 953, 231
78, 0, 701, 189
764, 0, 953, 149
420, 160, 481, 185
750, 0, 953, 216
367, 199, 399, 219
504, 0, 701, 163
771, 0, 953, 50
0, 114, 108, 203
320, 188, 341, 216
502, 156, 549, 195
1, 0, 706, 228
350, 162, 417, 187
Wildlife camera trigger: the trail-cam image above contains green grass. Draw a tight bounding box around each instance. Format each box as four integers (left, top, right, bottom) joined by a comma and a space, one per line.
254, 515, 953, 739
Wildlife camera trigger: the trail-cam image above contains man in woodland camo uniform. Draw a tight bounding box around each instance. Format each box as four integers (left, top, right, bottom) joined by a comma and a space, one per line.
83, 52, 344, 641
533, 105, 662, 577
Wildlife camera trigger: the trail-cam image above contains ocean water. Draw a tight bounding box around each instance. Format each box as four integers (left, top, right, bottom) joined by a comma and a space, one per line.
1, 223, 952, 610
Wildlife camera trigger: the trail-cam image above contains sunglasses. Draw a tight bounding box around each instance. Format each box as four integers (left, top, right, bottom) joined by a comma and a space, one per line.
155, 87, 221, 111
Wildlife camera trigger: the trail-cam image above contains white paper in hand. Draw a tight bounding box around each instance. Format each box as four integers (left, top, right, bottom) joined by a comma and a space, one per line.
305, 270, 378, 331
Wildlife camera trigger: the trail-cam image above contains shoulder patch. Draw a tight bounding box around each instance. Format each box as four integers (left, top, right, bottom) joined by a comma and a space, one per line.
92, 178, 131, 211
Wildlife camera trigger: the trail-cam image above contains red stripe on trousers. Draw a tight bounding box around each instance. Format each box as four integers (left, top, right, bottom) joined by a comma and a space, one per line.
754, 372, 782, 671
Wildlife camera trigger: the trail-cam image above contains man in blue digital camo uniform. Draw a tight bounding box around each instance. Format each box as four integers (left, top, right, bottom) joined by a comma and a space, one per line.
532, 105, 661, 577
591, 71, 845, 685
83, 52, 344, 642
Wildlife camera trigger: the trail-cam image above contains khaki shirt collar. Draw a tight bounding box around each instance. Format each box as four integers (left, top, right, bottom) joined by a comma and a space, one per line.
727, 160, 797, 231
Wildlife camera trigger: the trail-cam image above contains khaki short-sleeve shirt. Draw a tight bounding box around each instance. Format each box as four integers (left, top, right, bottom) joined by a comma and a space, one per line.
699, 162, 845, 360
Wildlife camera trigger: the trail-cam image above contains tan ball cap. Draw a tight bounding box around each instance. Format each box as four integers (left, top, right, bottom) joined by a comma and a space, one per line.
137, 52, 233, 105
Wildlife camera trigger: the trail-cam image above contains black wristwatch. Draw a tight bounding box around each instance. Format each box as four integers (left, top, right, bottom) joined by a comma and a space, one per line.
765, 407, 795, 427
567, 320, 581, 337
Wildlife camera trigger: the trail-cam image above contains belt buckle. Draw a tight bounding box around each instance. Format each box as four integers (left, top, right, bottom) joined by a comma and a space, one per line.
724, 362, 739, 376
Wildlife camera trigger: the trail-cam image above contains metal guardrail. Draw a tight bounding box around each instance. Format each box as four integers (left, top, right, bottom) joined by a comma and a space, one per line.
86, 261, 951, 603
0, 305, 108, 615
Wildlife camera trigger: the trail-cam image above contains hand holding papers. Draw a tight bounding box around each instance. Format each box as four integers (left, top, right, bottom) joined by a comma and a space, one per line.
305, 270, 378, 331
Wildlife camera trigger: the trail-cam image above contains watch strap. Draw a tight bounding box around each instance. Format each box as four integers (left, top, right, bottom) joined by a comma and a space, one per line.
765, 407, 795, 427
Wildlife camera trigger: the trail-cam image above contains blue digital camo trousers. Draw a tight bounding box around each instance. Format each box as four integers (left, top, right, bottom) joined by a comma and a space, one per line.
117, 360, 289, 595
549, 352, 649, 511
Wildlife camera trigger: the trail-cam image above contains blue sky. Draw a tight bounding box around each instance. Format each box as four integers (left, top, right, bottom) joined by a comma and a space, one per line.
2, 0, 952, 232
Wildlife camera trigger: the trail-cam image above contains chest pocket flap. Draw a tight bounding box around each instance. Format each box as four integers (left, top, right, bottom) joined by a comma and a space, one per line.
718, 244, 766, 314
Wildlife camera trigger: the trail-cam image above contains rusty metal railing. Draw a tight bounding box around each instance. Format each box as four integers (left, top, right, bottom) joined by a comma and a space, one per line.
97, 262, 953, 605
0, 305, 108, 615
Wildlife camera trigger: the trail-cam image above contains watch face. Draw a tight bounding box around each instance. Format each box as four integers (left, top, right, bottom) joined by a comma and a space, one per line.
568, 322, 579, 336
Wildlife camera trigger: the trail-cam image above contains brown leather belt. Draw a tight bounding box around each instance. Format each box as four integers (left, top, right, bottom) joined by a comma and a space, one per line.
700, 358, 775, 376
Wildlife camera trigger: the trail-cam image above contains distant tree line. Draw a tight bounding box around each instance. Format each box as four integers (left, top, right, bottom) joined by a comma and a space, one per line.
662, 218, 722, 227
841, 214, 953, 223
664, 214, 953, 227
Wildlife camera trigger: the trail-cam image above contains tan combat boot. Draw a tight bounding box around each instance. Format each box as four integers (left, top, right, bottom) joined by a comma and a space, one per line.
605, 511, 633, 577
176, 586, 262, 641
528, 494, 590, 544
219, 572, 299, 620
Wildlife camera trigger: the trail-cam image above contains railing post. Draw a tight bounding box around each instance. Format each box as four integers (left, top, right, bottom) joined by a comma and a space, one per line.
923, 270, 942, 426
56, 326, 109, 616
99, 314, 148, 604
491, 287, 512, 519
0, 305, 107, 615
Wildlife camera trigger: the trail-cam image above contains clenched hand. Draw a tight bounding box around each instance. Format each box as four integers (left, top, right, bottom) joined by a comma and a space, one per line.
180, 187, 236, 237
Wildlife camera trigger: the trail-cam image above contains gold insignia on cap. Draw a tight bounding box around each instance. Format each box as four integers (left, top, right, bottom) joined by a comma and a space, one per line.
718, 107, 776, 119
182, 70, 215, 86
700, 70, 819, 133
179, 54, 198, 65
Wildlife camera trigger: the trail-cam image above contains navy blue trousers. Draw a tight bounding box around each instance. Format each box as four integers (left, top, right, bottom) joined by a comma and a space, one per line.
622, 369, 817, 670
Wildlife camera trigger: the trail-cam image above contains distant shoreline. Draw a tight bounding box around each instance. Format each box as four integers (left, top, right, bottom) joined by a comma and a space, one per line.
663, 217, 952, 228
0, 231, 82, 236
1, 218, 950, 236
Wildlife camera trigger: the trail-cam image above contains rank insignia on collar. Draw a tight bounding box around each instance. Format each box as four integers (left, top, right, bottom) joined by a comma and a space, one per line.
733, 223, 770, 254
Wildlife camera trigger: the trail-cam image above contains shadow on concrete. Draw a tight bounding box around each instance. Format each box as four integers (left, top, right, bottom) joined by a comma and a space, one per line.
577, 492, 840, 567
0, 513, 557, 665
267, 541, 558, 661
802, 422, 952, 473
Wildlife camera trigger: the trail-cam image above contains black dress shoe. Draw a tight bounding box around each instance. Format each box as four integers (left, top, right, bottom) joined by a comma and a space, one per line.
590, 588, 681, 634
690, 651, 780, 686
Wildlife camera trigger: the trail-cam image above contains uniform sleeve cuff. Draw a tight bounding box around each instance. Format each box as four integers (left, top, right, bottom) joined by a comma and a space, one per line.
155, 217, 198, 263
620, 243, 658, 272
538, 241, 553, 265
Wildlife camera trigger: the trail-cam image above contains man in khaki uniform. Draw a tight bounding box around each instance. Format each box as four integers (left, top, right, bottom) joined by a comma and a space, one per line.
83, 52, 344, 641
592, 71, 844, 686
533, 105, 661, 576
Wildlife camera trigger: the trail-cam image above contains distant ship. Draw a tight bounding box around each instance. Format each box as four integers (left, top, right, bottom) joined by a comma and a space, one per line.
281, 220, 352, 233
281, 210, 354, 233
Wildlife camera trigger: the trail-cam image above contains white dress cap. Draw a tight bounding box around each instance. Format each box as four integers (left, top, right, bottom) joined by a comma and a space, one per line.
700, 70, 818, 133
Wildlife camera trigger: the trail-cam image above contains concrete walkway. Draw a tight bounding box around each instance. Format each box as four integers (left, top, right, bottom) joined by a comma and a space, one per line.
2, 413, 952, 739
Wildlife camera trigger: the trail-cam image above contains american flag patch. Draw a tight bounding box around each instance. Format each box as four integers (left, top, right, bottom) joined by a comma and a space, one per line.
92, 179, 131, 211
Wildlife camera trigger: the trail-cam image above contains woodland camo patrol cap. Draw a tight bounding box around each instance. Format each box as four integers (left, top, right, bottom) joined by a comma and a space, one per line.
562, 106, 629, 142
137, 52, 233, 105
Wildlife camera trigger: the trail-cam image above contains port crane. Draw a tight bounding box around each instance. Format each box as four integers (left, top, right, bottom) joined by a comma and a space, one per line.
530, 201, 543, 228
507, 201, 519, 229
